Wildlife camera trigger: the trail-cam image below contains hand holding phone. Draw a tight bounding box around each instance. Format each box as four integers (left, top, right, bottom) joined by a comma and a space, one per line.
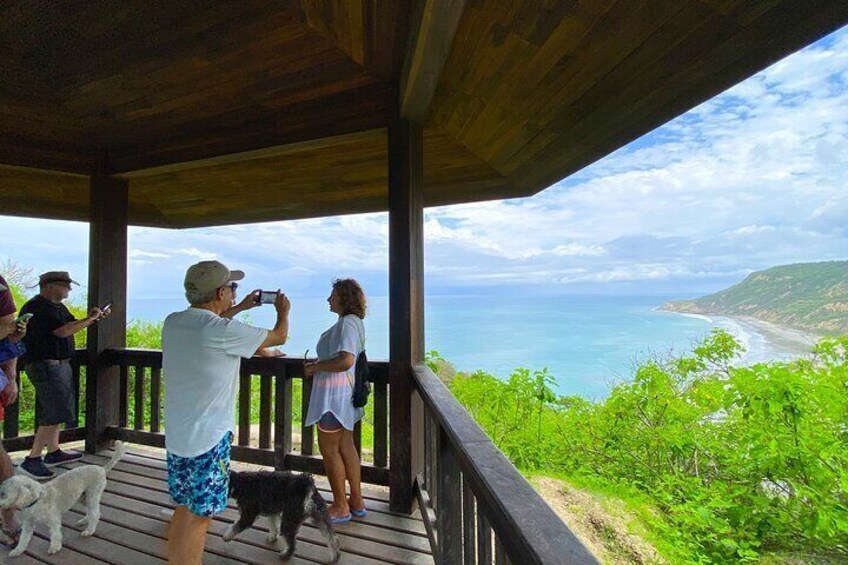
16, 313, 34, 324
256, 291, 279, 305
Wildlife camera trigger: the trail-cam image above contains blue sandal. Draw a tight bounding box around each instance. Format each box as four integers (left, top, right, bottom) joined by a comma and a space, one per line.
329, 513, 352, 525
350, 507, 367, 518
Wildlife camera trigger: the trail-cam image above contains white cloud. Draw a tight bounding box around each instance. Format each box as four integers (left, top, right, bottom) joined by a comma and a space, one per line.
129, 250, 170, 259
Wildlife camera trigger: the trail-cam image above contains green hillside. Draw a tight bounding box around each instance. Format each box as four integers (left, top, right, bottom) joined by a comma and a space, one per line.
662, 260, 848, 334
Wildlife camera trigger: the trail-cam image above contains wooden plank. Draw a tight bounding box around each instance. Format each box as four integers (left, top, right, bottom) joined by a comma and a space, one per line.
118, 364, 129, 428
150, 366, 161, 433
107, 427, 165, 448
374, 379, 388, 467
238, 369, 251, 447
410, 389, 424, 477
274, 367, 292, 469
79, 454, 400, 525
83, 468, 432, 559
463, 478, 476, 565
107, 350, 388, 383
85, 165, 128, 454
415, 475, 438, 559
1, 427, 86, 453
478, 513, 492, 564
354, 419, 363, 457
54, 508, 166, 565
0, 533, 91, 564
133, 365, 145, 430
495, 536, 510, 565
259, 373, 272, 449
427, 410, 438, 505
387, 118, 424, 513
436, 428, 462, 564
107, 427, 391, 485
67, 502, 313, 565
400, 0, 467, 121
301, 378, 314, 456
70, 357, 82, 428
91, 489, 423, 565
88, 449, 397, 507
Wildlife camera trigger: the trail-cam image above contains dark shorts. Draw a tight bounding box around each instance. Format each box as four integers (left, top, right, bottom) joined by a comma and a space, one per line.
167, 432, 233, 517
26, 360, 76, 426
317, 412, 344, 433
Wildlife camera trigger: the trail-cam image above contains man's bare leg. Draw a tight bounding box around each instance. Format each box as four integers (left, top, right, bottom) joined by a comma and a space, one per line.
167, 505, 210, 565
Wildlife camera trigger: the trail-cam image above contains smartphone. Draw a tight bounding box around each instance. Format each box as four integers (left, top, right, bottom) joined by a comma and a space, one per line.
256, 291, 278, 305
16, 313, 34, 324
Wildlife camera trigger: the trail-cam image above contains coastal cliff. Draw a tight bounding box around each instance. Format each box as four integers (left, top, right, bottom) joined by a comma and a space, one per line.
662, 260, 848, 334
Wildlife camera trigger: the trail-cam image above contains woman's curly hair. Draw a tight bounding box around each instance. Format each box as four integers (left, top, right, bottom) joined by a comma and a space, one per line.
333, 278, 366, 319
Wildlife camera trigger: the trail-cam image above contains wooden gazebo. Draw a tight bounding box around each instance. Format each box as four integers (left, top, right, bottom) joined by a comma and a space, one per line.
2, 2, 847, 563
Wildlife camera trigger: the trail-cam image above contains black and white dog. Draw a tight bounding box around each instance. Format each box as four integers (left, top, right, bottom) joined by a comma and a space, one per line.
224, 470, 340, 563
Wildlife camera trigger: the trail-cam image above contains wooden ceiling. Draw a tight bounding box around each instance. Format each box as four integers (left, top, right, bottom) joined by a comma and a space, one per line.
2, 1, 847, 228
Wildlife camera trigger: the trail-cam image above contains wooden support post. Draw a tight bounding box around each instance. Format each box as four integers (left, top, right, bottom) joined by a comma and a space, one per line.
388, 118, 424, 513
85, 162, 128, 453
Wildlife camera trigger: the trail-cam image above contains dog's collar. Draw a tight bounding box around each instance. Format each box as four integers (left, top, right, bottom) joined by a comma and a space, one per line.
21, 496, 40, 510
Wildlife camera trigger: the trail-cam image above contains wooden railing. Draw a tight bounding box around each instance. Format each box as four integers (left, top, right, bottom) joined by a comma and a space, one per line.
1, 350, 88, 451
411, 364, 599, 565
101, 348, 390, 485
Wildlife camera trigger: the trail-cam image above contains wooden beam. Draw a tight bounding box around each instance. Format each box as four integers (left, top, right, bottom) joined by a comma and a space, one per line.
121, 130, 383, 179
400, 0, 467, 121
388, 119, 424, 513
85, 158, 128, 454
109, 82, 394, 174
0, 141, 95, 175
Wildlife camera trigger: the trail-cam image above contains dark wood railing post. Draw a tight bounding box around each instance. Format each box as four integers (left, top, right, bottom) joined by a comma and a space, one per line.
274, 364, 291, 470
437, 427, 463, 565
85, 158, 128, 453
388, 118, 424, 513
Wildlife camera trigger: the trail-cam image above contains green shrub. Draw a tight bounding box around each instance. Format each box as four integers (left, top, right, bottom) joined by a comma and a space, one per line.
442, 331, 848, 563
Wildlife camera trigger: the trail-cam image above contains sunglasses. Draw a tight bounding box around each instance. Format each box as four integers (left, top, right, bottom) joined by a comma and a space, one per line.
225, 282, 238, 292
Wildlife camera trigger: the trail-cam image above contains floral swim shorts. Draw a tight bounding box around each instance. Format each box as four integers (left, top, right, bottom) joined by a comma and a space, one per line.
166, 431, 233, 517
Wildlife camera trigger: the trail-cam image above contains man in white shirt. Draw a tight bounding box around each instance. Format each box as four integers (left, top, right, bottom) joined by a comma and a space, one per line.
163, 260, 290, 565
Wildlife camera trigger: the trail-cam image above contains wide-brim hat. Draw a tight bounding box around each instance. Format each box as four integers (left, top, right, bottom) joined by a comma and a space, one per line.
38, 271, 80, 286
184, 260, 245, 294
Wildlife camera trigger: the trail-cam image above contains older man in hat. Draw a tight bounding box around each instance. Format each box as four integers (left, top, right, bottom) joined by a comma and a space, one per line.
18, 271, 109, 479
163, 260, 290, 565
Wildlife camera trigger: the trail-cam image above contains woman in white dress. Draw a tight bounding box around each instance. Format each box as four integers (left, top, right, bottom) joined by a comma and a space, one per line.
303, 279, 367, 523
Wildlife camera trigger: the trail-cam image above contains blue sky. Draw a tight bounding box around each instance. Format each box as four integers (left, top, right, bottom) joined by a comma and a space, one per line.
3, 26, 847, 300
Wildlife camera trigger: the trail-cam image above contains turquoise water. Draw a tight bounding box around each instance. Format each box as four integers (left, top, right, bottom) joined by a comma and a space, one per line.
127, 293, 747, 398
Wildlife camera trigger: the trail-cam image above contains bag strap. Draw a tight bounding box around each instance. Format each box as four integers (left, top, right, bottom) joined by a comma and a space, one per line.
344, 318, 366, 391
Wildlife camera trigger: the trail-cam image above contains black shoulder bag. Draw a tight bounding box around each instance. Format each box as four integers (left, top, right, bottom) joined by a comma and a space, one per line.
351, 327, 370, 408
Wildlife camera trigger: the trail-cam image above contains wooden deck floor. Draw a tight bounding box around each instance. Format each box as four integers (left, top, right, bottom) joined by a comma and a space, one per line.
0, 445, 434, 565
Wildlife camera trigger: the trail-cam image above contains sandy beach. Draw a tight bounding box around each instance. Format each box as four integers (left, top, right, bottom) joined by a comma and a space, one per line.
694, 314, 818, 364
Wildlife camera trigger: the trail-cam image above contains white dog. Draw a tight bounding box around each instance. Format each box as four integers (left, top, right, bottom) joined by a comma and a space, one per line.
0, 442, 126, 557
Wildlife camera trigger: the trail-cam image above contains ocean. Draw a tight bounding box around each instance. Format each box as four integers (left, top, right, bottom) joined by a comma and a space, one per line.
127, 294, 813, 398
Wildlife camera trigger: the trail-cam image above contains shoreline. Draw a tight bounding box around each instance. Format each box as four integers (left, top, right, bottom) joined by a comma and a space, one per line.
662, 308, 818, 362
